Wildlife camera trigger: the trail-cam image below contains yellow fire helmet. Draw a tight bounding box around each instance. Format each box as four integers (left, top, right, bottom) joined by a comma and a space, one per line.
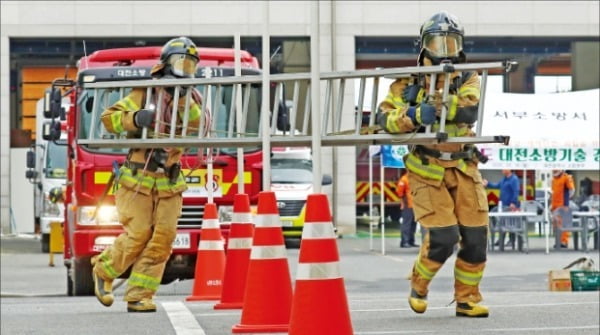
151, 37, 199, 78
48, 186, 64, 203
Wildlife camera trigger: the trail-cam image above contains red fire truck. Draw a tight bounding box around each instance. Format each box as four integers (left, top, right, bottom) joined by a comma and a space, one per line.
355, 146, 402, 222
44, 46, 264, 296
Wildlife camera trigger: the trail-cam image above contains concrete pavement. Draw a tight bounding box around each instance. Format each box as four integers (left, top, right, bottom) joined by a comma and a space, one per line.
1, 233, 599, 334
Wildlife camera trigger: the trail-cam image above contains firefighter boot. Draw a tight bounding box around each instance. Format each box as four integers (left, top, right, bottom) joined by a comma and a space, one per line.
456, 301, 489, 318
408, 289, 428, 314
127, 299, 157, 313
92, 269, 114, 307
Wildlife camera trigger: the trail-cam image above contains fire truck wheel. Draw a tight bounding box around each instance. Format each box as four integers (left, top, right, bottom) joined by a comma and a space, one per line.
41, 233, 50, 253
72, 257, 94, 296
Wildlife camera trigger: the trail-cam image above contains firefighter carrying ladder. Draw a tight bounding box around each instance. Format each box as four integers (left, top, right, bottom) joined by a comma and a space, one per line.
78, 60, 517, 151
76, 52, 517, 258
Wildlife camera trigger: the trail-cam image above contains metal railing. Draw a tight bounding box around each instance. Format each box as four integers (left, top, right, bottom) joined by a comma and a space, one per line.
78, 61, 516, 149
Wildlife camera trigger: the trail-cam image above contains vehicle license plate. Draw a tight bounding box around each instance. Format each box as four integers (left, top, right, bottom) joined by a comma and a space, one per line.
172, 233, 191, 249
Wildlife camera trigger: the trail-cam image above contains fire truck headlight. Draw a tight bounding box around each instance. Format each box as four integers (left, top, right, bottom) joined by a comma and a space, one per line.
78, 206, 119, 225
218, 205, 233, 223
82, 75, 96, 83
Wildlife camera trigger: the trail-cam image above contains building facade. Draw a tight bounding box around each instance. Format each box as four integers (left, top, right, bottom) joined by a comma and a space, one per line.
1, 1, 599, 234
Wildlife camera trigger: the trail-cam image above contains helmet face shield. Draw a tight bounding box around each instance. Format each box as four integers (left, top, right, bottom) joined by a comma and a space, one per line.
423, 32, 463, 59
167, 54, 198, 78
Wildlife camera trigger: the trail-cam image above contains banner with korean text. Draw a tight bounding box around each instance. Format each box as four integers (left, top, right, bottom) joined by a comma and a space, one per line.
478, 89, 599, 170
477, 146, 598, 170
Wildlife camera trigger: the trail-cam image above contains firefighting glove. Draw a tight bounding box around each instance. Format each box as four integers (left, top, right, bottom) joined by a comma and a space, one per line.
133, 109, 156, 128
402, 84, 425, 105
451, 105, 479, 124
407, 103, 436, 126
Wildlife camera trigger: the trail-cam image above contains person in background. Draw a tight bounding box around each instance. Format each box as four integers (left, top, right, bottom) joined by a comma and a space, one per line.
483, 169, 521, 247
551, 169, 575, 248
396, 169, 418, 248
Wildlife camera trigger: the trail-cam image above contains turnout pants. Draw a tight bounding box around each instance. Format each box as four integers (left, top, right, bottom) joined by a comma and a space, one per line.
408, 165, 489, 303
93, 186, 182, 302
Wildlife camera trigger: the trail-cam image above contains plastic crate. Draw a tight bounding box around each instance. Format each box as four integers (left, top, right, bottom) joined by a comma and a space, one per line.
570, 271, 600, 291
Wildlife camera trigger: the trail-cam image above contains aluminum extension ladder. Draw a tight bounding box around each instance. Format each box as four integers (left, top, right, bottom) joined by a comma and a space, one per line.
78, 61, 517, 149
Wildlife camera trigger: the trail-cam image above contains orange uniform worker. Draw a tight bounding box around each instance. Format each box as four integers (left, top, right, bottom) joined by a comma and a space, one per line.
551, 170, 575, 248
92, 37, 203, 312
376, 11, 489, 318
396, 169, 418, 248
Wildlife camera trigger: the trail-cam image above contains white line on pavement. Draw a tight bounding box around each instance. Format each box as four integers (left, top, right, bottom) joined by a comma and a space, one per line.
162, 301, 206, 335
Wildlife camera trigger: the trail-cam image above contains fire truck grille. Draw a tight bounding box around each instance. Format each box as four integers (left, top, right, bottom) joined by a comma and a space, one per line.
177, 205, 204, 228
278, 200, 305, 217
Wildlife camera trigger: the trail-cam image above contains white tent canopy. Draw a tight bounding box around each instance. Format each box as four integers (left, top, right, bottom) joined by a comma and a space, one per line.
478, 89, 599, 170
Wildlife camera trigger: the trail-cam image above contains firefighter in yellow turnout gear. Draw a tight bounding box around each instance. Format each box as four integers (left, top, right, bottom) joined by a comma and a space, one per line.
92, 37, 203, 312
377, 12, 489, 317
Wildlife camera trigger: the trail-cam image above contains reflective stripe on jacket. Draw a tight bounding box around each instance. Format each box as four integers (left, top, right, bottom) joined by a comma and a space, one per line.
379, 70, 480, 181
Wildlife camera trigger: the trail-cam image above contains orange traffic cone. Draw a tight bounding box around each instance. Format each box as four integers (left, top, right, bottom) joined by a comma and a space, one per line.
232, 191, 293, 333
186, 203, 226, 301
289, 193, 353, 335
214, 193, 254, 309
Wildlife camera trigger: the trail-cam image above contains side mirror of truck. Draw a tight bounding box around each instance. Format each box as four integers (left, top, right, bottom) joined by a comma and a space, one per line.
42, 121, 62, 141
26, 149, 36, 169
322, 174, 333, 186
59, 106, 67, 121
43, 88, 63, 119
25, 169, 38, 179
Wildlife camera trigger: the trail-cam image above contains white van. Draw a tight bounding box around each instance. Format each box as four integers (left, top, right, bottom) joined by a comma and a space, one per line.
25, 98, 67, 252
270, 147, 332, 245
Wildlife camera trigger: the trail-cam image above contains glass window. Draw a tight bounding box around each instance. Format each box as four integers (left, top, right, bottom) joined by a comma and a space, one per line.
271, 158, 313, 184
78, 83, 262, 156
78, 87, 129, 154
45, 139, 67, 178
197, 84, 262, 155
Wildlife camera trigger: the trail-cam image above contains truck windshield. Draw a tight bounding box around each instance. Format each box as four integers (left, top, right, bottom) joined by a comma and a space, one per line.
271, 159, 313, 184
197, 84, 261, 155
78, 84, 262, 156
45, 139, 67, 179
